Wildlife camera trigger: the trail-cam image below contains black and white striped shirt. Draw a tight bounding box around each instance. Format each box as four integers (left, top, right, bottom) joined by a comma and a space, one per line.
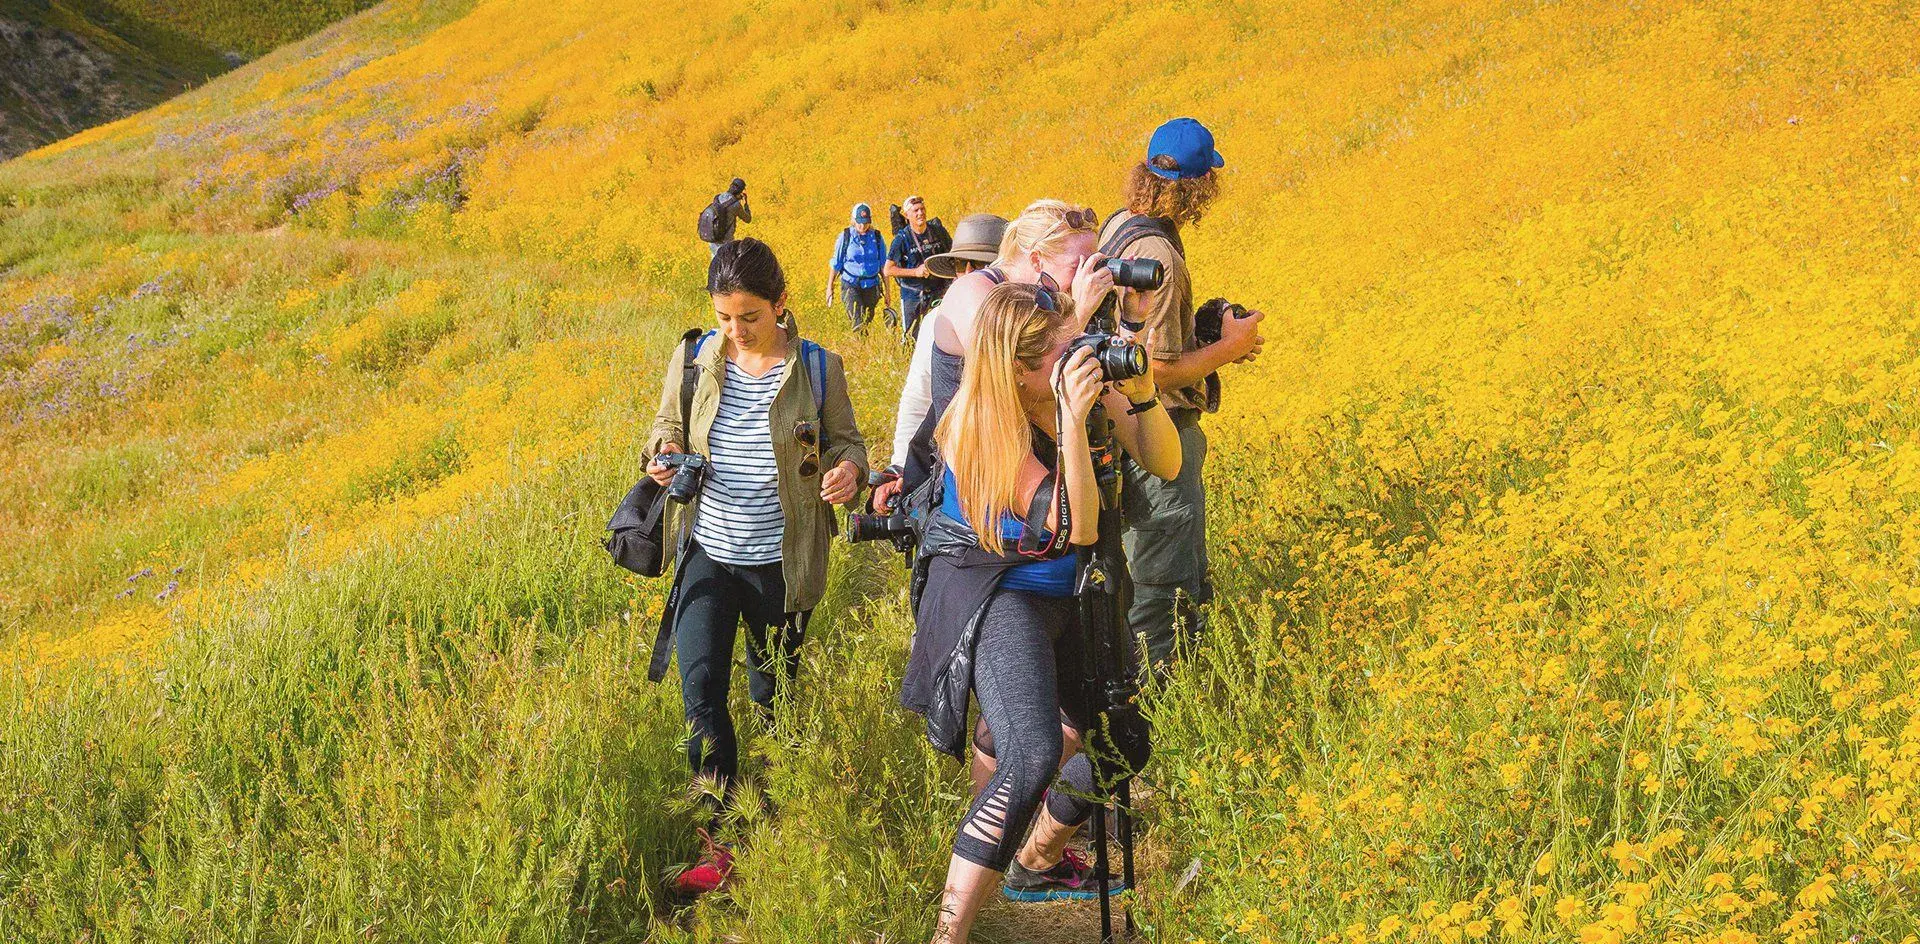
693, 359, 787, 565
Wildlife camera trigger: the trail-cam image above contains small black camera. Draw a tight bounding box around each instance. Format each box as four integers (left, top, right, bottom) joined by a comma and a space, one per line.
655, 452, 708, 504
1069, 332, 1149, 382
1104, 257, 1164, 291
1193, 297, 1253, 346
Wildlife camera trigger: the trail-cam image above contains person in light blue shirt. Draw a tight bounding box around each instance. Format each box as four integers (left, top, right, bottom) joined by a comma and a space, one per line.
826, 203, 888, 333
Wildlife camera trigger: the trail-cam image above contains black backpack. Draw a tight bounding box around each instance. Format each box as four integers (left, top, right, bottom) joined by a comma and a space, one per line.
1099, 210, 1183, 260
696, 195, 725, 242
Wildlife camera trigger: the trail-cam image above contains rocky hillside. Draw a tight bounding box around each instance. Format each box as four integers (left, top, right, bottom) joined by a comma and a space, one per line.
0, 0, 371, 159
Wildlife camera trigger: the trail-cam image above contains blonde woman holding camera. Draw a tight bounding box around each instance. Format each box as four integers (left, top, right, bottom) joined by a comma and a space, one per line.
901, 281, 1178, 939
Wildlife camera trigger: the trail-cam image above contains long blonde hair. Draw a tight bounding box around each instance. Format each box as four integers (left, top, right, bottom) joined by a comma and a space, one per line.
937, 282, 1075, 554
995, 199, 1098, 267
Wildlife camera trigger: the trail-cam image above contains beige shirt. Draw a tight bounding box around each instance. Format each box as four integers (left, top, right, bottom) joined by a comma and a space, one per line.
1102, 211, 1220, 413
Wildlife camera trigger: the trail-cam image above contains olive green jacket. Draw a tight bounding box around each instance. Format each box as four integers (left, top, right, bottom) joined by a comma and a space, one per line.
643, 323, 868, 613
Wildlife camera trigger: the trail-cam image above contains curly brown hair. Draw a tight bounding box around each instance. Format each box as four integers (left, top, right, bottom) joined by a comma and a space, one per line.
1123, 155, 1222, 228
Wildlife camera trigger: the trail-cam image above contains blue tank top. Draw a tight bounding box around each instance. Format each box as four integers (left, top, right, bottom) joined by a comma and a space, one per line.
939, 467, 1077, 596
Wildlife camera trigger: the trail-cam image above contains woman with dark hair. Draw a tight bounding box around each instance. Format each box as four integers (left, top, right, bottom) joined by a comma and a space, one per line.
642, 236, 869, 896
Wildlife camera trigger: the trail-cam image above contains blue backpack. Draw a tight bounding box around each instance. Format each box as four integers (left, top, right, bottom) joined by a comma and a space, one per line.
681, 328, 828, 426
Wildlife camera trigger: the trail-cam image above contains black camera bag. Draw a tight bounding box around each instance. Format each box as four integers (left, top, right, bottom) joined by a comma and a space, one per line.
604, 328, 706, 576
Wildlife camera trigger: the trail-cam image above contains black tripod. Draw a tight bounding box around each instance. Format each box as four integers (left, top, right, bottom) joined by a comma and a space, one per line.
1073, 400, 1147, 943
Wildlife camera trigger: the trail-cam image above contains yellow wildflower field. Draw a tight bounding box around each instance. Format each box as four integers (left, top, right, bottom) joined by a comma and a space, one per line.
0, 0, 1914, 940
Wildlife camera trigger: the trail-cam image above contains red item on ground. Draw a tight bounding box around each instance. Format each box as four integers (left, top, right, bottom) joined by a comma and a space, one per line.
674, 828, 734, 896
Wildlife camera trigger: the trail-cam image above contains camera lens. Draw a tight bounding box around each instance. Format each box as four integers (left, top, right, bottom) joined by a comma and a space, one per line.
847, 511, 912, 545
1073, 333, 1148, 382
1104, 257, 1165, 291
1101, 338, 1148, 381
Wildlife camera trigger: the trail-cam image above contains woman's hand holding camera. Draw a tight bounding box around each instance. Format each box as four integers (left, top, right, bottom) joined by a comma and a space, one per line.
1058, 346, 1106, 423
647, 442, 683, 486
1070, 252, 1115, 318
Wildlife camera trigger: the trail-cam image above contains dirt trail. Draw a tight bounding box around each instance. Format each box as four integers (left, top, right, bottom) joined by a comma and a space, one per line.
969, 825, 1172, 944
972, 897, 1133, 944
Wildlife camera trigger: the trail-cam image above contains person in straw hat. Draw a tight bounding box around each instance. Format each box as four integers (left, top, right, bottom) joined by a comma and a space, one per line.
872, 213, 1009, 512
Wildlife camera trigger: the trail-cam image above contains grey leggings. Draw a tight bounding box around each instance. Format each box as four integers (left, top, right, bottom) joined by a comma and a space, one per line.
952, 589, 1096, 871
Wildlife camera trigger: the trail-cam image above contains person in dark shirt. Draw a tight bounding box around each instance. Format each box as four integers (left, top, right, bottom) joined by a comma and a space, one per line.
883, 195, 953, 340
702, 178, 753, 257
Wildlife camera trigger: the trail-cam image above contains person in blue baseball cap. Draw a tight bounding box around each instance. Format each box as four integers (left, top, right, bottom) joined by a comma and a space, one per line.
827, 202, 889, 333
1094, 116, 1265, 672
1145, 116, 1227, 179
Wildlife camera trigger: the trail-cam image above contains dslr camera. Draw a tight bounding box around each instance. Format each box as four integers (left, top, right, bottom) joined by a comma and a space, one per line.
1104, 256, 1163, 291
1087, 256, 1164, 339
1071, 257, 1161, 383
655, 452, 709, 504
846, 468, 922, 553
1068, 332, 1149, 382
1194, 297, 1254, 346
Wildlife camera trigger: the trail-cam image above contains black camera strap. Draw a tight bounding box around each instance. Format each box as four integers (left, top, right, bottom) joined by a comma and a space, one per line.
1099, 210, 1184, 260
678, 327, 706, 435
1015, 471, 1068, 558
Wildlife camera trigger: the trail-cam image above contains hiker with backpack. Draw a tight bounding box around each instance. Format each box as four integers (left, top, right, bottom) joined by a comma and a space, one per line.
698, 178, 752, 256
826, 203, 888, 332
640, 237, 868, 896
883, 195, 954, 340
1099, 118, 1265, 668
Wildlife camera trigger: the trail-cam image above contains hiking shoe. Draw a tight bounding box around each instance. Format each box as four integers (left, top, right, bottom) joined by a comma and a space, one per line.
1002, 848, 1127, 902
673, 828, 734, 897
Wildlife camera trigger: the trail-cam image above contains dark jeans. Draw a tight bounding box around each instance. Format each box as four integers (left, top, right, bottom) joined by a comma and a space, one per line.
673, 540, 806, 792
1121, 410, 1212, 667
901, 290, 933, 340
842, 281, 880, 331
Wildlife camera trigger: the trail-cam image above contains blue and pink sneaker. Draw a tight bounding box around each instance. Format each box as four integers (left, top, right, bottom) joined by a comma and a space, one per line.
1001, 848, 1128, 902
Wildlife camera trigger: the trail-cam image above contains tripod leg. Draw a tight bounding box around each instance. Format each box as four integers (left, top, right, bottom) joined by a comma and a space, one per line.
1093, 800, 1113, 943
1118, 779, 1136, 935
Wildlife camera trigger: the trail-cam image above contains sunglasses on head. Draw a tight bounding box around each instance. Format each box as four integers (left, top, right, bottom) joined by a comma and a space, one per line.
1030, 207, 1098, 247
1032, 272, 1064, 313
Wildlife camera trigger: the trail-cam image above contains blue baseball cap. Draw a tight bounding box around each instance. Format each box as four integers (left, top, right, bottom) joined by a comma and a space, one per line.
852, 203, 872, 223
1146, 117, 1225, 180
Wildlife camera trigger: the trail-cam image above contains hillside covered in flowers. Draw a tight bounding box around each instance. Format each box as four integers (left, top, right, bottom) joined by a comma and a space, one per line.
1, 0, 1916, 940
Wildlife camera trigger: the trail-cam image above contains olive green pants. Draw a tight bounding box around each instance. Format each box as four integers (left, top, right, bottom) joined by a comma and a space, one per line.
1121, 411, 1213, 668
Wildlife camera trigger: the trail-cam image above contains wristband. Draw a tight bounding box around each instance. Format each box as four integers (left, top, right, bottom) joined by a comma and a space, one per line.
1126, 396, 1161, 416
